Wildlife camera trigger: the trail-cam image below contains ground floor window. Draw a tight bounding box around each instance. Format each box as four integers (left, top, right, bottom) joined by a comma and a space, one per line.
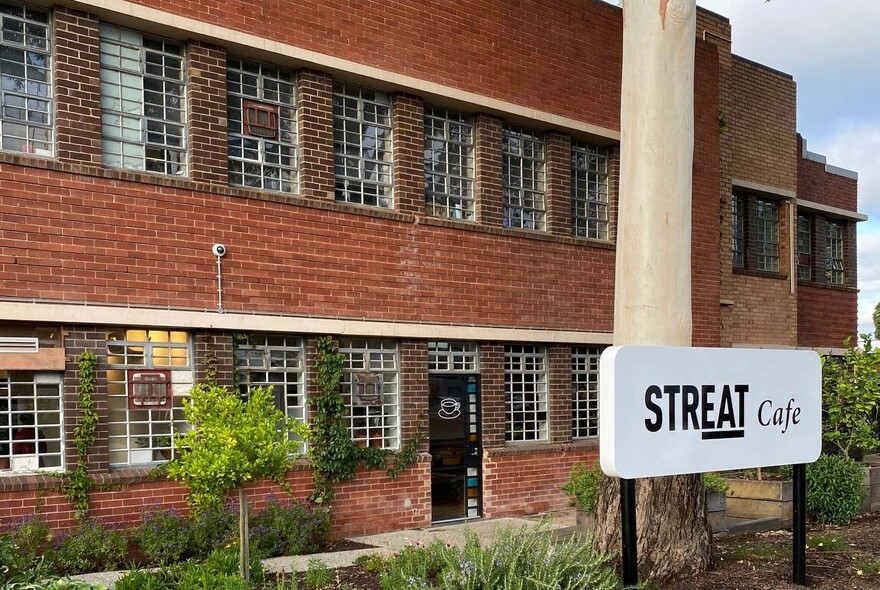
0, 371, 63, 473
235, 334, 306, 423
572, 346, 602, 439
504, 344, 548, 441
106, 329, 192, 466
339, 338, 399, 449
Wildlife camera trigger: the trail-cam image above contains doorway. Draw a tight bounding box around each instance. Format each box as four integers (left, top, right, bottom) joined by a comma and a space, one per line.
428, 374, 481, 522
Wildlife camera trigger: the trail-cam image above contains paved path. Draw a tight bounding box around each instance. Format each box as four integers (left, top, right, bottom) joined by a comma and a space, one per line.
73, 511, 576, 587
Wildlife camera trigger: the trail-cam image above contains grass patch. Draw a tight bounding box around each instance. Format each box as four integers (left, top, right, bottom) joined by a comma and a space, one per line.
723, 540, 788, 562
807, 533, 849, 552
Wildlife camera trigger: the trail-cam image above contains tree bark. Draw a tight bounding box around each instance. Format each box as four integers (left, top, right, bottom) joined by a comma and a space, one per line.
596, 0, 711, 583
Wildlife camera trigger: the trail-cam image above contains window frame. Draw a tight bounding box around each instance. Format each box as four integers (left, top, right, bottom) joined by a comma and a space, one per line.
338, 338, 399, 450
0, 2, 53, 156
227, 57, 298, 193
825, 220, 845, 285
333, 83, 393, 208
755, 198, 780, 272
502, 126, 546, 231
424, 106, 475, 221
105, 329, 192, 466
797, 215, 812, 281
0, 370, 64, 474
571, 346, 602, 439
427, 341, 479, 374
504, 344, 548, 442
234, 334, 306, 425
571, 141, 610, 240
99, 23, 187, 175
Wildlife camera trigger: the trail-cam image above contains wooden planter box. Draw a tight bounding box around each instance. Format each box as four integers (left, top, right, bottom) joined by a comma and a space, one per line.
706, 490, 727, 532
725, 477, 792, 525
859, 460, 880, 514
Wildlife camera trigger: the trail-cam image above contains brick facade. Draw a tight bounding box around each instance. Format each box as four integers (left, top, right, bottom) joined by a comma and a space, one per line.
0, 2, 862, 537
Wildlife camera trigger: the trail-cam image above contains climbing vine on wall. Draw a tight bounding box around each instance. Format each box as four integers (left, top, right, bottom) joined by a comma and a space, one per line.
308, 336, 423, 505
62, 351, 99, 518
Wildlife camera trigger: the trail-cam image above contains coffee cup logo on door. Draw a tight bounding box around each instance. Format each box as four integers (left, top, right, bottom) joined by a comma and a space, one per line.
438, 398, 461, 420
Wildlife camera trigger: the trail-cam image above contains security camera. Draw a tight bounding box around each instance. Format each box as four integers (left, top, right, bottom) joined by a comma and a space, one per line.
212, 244, 227, 257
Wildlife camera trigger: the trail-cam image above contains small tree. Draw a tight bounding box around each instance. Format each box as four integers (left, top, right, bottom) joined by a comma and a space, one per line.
821, 335, 880, 458
874, 302, 880, 337
166, 384, 308, 579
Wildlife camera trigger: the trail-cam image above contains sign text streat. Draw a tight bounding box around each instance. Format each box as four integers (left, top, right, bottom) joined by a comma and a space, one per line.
599, 346, 822, 479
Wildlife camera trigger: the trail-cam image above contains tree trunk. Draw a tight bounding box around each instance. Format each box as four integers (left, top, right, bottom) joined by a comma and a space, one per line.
597, 0, 711, 583
239, 487, 250, 581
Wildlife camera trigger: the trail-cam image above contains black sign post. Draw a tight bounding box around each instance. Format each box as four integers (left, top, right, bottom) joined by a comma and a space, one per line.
792, 463, 807, 585
620, 478, 638, 588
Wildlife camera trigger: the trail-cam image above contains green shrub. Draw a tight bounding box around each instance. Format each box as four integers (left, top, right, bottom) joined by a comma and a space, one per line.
5, 578, 105, 590
702, 472, 729, 493
50, 519, 127, 575
188, 501, 237, 560
303, 558, 332, 589
561, 461, 601, 513
114, 569, 167, 590
807, 454, 865, 525
250, 498, 330, 559
133, 508, 191, 566
821, 336, 880, 458
2, 515, 53, 576
379, 524, 619, 590
200, 547, 264, 583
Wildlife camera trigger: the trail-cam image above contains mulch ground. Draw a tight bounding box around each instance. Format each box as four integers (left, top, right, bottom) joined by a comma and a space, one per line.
281, 514, 880, 589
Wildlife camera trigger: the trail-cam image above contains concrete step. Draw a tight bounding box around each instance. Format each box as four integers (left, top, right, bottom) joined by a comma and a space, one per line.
714, 515, 783, 538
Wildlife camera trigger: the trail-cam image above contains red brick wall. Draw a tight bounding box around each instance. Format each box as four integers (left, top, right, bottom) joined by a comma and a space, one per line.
797, 284, 857, 349
797, 136, 858, 211
692, 41, 722, 347
126, 0, 623, 128
0, 461, 431, 538
482, 447, 597, 518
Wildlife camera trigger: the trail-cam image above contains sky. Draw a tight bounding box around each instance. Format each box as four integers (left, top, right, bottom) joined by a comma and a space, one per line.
604, 0, 880, 338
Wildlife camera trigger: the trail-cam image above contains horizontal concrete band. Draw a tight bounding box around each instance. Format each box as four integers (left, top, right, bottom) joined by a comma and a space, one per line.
731, 178, 796, 200
69, 0, 619, 143
796, 198, 868, 222
0, 301, 614, 345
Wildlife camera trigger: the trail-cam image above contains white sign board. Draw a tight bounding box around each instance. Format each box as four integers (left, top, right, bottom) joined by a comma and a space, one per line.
599, 346, 822, 479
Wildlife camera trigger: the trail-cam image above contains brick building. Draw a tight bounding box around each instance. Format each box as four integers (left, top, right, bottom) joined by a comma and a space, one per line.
0, 1, 864, 535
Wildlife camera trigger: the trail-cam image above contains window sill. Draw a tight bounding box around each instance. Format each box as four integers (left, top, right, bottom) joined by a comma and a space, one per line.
732, 268, 788, 281
797, 280, 858, 293
484, 439, 598, 457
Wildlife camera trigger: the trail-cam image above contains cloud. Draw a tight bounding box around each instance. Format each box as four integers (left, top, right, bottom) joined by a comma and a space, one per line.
857, 229, 880, 336
818, 124, 880, 219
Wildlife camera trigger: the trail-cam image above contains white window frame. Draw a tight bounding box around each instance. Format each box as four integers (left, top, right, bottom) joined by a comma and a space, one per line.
504, 344, 548, 442
0, 371, 64, 474
106, 329, 192, 466
502, 126, 546, 231
755, 198, 780, 272
0, 2, 53, 156
234, 334, 305, 424
99, 23, 186, 175
339, 338, 399, 449
797, 215, 812, 281
571, 141, 610, 240
825, 220, 845, 285
227, 58, 298, 193
428, 341, 479, 374
424, 107, 475, 221
333, 83, 393, 208
571, 346, 602, 439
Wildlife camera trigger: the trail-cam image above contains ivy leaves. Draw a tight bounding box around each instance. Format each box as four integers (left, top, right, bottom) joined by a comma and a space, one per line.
62, 351, 99, 519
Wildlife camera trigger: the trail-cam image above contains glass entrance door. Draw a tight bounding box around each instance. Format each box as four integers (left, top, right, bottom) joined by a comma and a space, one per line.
428, 374, 481, 522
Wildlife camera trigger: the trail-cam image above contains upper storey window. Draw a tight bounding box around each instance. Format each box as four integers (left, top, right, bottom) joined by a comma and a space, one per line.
99, 24, 186, 175
797, 215, 812, 281
424, 107, 474, 221
571, 141, 610, 240
227, 58, 297, 193
0, 3, 52, 156
825, 220, 845, 285
732, 194, 780, 273
333, 83, 393, 208
502, 126, 545, 231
